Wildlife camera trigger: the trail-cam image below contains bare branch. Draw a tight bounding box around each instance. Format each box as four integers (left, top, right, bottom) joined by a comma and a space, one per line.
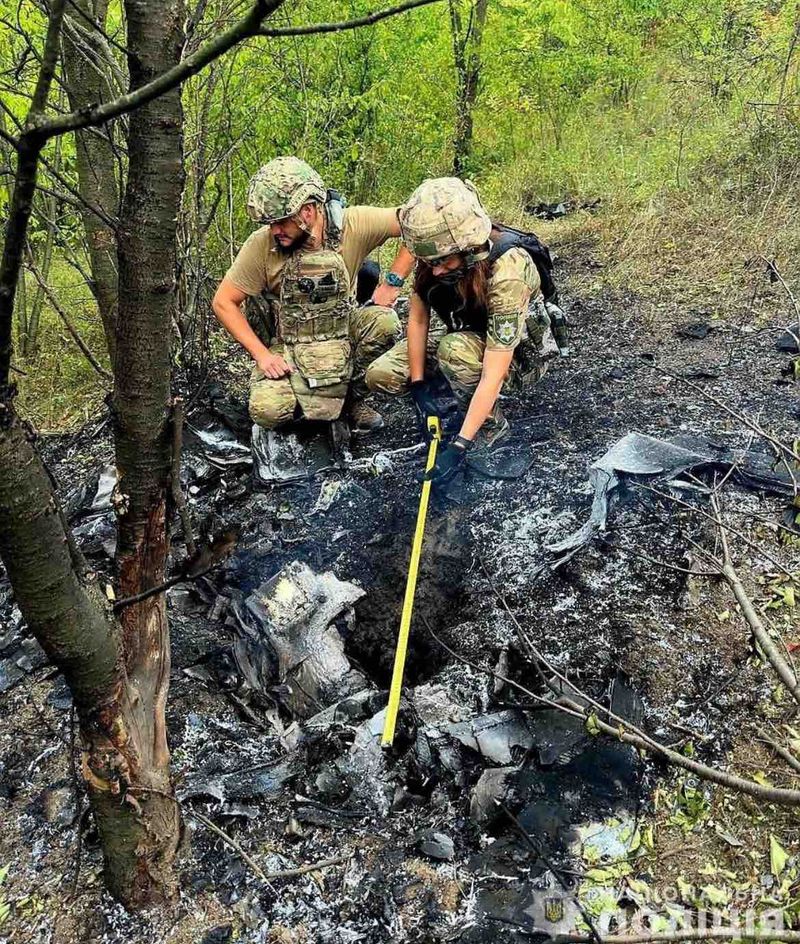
764, 255, 800, 333
258, 0, 442, 37
30, 0, 67, 115
636, 482, 795, 578
261, 854, 350, 881
33, 0, 286, 138
643, 361, 798, 469
186, 809, 277, 890
425, 620, 800, 808
711, 492, 800, 706
0, 124, 19, 150
0, 0, 67, 385
606, 538, 720, 577
761, 737, 800, 775
26, 257, 112, 382
556, 930, 800, 943
64, 0, 132, 58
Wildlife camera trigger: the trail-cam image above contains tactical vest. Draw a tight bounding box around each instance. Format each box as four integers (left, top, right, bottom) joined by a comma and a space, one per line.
278, 228, 354, 393
425, 224, 556, 335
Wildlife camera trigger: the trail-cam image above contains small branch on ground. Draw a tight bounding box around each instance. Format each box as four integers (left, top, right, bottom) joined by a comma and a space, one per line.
423, 620, 800, 807
554, 931, 800, 943
763, 255, 800, 340
636, 482, 795, 579
761, 737, 800, 775
261, 854, 350, 881
186, 809, 277, 891
499, 801, 604, 944
640, 361, 799, 489
187, 809, 349, 887
711, 493, 800, 707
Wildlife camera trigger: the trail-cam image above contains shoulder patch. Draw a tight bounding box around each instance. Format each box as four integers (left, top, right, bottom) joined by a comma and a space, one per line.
491, 312, 522, 347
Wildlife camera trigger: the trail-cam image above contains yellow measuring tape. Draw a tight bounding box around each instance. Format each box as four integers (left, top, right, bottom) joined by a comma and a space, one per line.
381, 415, 441, 747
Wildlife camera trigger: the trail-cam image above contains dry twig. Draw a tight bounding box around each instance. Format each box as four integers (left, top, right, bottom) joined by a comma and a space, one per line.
709, 492, 800, 707
423, 621, 800, 807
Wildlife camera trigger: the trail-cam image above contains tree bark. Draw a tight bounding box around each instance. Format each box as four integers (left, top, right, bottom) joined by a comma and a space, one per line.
449, 0, 489, 176
99, 0, 187, 906
61, 0, 121, 366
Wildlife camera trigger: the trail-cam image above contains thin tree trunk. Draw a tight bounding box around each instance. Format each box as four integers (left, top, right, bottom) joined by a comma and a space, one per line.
0, 414, 183, 906
1, 111, 30, 355
25, 120, 63, 356
99, 0, 187, 906
449, 0, 489, 176
62, 0, 121, 366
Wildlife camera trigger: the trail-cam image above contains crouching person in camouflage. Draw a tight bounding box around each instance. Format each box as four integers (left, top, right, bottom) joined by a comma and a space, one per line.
212, 156, 413, 433
365, 177, 558, 486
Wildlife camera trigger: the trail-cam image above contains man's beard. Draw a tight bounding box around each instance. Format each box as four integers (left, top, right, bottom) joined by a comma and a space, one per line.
275, 229, 312, 255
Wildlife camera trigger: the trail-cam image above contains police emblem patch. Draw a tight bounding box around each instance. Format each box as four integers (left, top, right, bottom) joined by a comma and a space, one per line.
494, 315, 518, 345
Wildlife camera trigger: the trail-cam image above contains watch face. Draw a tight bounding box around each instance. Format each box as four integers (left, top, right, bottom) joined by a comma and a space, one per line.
386, 272, 405, 288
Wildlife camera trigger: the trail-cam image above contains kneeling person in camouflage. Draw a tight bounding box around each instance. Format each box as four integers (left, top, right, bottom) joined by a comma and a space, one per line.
212, 157, 413, 433
366, 177, 558, 485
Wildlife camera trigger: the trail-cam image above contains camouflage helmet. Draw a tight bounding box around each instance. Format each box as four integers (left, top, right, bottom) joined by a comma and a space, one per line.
399, 177, 492, 262
246, 156, 326, 224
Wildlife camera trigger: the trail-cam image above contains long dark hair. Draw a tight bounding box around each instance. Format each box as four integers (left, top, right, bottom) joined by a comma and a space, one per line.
414, 256, 491, 315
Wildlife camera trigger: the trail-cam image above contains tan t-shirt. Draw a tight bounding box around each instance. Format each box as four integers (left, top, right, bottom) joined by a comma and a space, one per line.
225, 205, 398, 298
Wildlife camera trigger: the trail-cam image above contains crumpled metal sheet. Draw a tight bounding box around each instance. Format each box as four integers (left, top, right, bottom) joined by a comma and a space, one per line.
241, 561, 368, 717
446, 710, 534, 766
185, 419, 252, 469
179, 757, 302, 803
333, 707, 392, 815
546, 432, 793, 567
251, 421, 347, 485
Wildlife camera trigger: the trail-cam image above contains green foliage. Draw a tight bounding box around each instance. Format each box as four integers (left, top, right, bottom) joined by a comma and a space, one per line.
667, 780, 712, 831
2, 0, 800, 427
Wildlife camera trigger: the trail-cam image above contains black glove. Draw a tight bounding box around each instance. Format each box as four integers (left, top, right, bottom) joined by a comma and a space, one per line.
422, 438, 470, 488
409, 379, 439, 442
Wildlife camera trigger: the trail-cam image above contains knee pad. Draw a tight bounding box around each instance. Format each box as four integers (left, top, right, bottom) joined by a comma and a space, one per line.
249, 392, 294, 430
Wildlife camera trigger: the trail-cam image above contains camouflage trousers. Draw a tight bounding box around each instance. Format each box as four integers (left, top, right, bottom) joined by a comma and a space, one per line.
249, 304, 400, 429
365, 330, 548, 438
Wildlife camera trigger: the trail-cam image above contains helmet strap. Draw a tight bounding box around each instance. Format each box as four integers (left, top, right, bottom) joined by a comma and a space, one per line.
463, 244, 490, 268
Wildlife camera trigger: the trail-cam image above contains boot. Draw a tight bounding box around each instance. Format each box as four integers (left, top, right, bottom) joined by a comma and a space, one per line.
346, 397, 384, 434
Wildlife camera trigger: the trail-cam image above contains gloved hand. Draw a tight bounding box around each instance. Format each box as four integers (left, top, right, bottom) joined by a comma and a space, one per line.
409, 379, 439, 441
422, 438, 469, 488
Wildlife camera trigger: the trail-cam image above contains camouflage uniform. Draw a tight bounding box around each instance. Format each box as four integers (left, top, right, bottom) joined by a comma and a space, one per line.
366, 178, 550, 442
249, 304, 400, 428
231, 157, 400, 429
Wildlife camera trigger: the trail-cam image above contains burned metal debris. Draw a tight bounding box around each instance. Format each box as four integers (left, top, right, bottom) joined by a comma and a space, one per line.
241, 561, 368, 717
251, 421, 347, 485
547, 431, 793, 567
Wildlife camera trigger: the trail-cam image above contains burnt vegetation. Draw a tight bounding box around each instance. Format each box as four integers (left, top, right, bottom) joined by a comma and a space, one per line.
1, 0, 800, 942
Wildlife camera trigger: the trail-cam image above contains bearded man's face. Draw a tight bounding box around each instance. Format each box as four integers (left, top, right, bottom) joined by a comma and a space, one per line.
269, 216, 311, 254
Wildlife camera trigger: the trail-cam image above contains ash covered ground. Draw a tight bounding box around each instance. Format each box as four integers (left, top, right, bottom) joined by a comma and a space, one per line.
1, 235, 799, 943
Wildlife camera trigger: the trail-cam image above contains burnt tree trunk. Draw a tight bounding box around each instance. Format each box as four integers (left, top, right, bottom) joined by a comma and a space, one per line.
92, 0, 187, 905
62, 0, 121, 365
449, 0, 489, 177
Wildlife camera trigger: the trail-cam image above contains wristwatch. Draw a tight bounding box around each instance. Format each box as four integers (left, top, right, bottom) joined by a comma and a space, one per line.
384, 271, 405, 288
